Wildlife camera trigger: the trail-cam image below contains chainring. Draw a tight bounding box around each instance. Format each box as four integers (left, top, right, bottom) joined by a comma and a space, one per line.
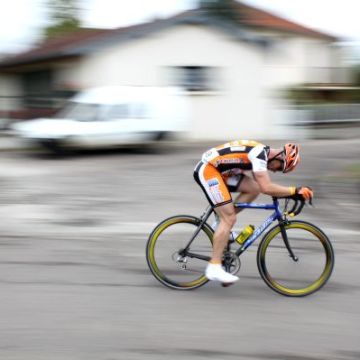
223, 251, 241, 275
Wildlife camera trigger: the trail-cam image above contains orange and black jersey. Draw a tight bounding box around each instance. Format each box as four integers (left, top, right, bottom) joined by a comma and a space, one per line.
201, 140, 269, 174
194, 140, 269, 207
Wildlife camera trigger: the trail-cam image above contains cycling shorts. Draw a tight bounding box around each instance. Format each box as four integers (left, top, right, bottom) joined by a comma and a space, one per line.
193, 161, 244, 208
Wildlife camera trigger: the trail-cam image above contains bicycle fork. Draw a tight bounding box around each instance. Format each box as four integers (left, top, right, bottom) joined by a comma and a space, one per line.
279, 221, 299, 262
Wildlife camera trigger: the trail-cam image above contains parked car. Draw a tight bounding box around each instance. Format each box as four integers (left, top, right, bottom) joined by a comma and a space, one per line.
11, 86, 189, 152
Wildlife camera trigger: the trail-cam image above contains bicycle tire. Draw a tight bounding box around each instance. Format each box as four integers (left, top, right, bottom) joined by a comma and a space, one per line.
257, 220, 334, 297
146, 215, 214, 290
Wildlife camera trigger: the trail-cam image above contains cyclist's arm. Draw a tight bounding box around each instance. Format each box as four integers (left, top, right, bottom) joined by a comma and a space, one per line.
253, 171, 294, 197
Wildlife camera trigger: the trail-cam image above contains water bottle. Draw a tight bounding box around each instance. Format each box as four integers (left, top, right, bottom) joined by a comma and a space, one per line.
235, 225, 255, 245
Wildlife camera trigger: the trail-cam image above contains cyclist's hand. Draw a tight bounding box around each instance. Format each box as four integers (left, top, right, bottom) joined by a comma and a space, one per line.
292, 187, 313, 203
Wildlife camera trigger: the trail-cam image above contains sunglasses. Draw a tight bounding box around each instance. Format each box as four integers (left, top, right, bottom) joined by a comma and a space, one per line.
268, 150, 286, 171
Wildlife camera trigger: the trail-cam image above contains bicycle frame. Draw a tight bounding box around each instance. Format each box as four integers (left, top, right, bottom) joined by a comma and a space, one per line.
183, 197, 294, 260
233, 198, 283, 256
147, 195, 334, 295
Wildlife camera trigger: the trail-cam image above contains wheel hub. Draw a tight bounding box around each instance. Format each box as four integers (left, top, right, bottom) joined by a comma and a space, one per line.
172, 251, 188, 270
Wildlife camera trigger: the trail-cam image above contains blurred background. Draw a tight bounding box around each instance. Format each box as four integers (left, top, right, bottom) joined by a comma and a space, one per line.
0, 1, 359, 360
1, 0, 360, 142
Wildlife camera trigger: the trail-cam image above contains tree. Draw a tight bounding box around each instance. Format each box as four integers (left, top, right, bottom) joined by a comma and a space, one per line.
44, 0, 81, 38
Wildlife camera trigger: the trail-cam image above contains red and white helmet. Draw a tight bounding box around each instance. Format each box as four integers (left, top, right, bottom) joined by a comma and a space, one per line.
283, 143, 300, 173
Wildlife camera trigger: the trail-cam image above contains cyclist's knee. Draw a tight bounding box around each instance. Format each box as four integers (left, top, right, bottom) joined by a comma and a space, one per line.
220, 213, 237, 228
215, 203, 237, 228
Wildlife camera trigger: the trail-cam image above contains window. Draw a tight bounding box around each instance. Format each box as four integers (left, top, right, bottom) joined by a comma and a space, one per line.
21, 70, 53, 108
131, 102, 150, 119
105, 104, 129, 120
56, 102, 99, 121
174, 66, 216, 92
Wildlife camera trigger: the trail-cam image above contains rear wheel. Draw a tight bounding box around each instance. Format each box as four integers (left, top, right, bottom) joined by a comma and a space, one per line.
257, 220, 334, 297
146, 215, 213, 290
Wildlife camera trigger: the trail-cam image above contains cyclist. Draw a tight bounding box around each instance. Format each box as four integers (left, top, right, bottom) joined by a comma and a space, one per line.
193, 140, 313, 285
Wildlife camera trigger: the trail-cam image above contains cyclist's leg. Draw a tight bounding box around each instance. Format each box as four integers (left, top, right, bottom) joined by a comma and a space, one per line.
205, 202, 239, 283
193, 162, 239, 282
193, 161, 235, 249
233, 175, 260, 213
211, 202, 237, 262
193, 161, 232, 208
207, 203, 239, 283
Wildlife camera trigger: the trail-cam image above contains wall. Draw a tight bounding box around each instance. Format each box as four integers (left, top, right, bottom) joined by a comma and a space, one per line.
2, 24, 347, 140
58, 24, 272, 140
253, 26, 352, 87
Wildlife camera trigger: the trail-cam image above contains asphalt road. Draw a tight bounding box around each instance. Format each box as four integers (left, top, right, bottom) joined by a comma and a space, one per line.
0, 139, 359, 360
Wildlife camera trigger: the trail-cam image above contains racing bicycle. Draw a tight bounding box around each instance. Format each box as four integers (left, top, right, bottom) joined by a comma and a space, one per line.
146, 197, 334, 297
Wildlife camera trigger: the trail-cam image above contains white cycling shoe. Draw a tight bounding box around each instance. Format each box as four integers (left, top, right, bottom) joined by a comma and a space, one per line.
205, 263, 239, 284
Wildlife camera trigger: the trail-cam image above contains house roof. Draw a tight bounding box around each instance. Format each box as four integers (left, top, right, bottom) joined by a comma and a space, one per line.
233, 1, 337, 40
0, 1, 338, 70
0, 28, 113, 70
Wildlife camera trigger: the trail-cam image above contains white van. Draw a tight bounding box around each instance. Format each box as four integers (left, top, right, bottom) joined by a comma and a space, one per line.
12, 86, 189, 152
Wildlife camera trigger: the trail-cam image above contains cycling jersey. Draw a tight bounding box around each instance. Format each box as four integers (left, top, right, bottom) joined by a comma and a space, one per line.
194, 140, 269, 207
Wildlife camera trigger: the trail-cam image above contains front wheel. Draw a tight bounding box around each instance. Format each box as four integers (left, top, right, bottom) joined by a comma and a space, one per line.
257, 220, 334, 297
146, 215, 214, 290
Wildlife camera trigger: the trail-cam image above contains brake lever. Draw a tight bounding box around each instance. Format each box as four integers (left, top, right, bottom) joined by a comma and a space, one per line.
284, 195, 314, 218
293, 200, 305, 216
285, 199, 298, 217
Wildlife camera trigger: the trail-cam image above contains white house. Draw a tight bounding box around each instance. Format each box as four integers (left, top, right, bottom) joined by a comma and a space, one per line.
0, 1, 349, 140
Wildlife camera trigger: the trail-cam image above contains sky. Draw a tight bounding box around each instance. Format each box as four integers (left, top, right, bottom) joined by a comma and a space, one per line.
0, 0, 359, 59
